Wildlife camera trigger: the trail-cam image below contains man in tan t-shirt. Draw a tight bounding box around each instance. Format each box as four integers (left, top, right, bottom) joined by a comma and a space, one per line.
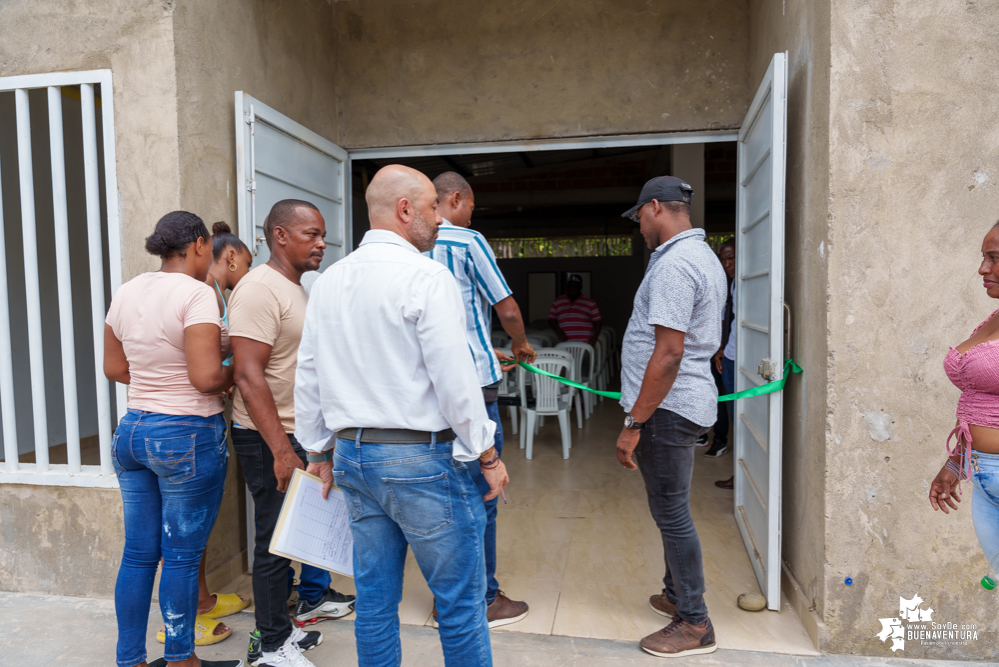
229, 199, 354, 667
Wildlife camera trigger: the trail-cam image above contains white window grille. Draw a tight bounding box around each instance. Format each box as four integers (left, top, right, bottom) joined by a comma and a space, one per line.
0, 70, 121, 487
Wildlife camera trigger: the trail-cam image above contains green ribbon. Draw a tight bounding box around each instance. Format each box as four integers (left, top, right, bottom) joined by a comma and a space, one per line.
716, 358, 801, 402
504, 357, 801, 403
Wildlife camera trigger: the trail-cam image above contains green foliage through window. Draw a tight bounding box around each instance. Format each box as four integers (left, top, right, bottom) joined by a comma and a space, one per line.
489, 236, 633, 259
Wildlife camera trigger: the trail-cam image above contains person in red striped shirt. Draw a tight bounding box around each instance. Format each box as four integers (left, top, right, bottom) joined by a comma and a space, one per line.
548, 274, 602, 345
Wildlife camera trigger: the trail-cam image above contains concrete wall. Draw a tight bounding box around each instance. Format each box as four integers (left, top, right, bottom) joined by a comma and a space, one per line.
748, 0, 831, 643
0, 0, 181, 595
824, 0, 999, 660
332, 0, 750, 149
0, 0, 182, 281
172, 0, 339, 227
0, 485, 124, 596
171, 0, 340, 588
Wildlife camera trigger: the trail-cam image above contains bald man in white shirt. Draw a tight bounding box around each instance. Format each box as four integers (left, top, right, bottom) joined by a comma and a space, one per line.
297, 165, 508, 667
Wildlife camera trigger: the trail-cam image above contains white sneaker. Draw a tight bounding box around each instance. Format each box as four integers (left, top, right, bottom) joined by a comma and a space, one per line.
253, 634, 317, 667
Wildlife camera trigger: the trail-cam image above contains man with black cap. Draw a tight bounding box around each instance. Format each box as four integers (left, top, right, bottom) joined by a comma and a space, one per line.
615, 176, 727, 658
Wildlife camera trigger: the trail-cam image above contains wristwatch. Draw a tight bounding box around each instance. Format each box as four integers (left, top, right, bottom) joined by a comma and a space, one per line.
306, 450, 334, 463
624, 414, 646, 430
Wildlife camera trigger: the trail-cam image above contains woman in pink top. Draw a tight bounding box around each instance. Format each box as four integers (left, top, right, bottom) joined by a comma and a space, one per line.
104, 211, 240, 667
931, 222, 999, 572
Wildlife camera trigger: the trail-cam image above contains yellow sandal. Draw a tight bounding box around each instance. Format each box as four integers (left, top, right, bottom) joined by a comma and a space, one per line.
155, 615, 232, 645
202, 592, 251, 620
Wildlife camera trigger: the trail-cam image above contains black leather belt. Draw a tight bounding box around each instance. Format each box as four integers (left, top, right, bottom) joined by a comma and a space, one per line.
337, 428, 455, 444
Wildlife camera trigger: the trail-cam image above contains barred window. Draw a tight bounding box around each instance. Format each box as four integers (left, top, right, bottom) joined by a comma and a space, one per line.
489, 235, 633, 259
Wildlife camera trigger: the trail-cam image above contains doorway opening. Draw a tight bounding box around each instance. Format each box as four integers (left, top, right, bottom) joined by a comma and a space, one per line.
330, 137, 815, 654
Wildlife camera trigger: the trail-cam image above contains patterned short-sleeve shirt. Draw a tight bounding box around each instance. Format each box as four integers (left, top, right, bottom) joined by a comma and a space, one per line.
428, 220, 513, 387
619, 228, 727, 427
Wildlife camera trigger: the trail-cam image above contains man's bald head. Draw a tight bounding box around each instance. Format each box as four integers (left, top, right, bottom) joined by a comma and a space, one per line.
365, 165, 441, 251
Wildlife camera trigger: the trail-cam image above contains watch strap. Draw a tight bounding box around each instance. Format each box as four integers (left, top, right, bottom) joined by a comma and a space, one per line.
306, 450, 334, 463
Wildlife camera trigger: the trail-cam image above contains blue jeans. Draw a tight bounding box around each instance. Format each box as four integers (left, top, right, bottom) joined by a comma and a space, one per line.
288, 563, 331, 605
111, 409, 228, 667
333, 434, 491, 667
972, 451, 999, 567
466, 400, 504, 603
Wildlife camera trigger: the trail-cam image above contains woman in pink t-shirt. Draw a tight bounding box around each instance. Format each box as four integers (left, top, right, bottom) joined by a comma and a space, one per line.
104, 211, 240, 667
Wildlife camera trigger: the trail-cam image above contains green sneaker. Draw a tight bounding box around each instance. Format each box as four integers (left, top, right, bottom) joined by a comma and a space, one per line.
248, 629, 263, 664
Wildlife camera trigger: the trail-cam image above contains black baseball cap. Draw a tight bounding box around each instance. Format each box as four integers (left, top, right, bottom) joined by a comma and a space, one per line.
567, 274, 583, 285
621, 176, 694, 220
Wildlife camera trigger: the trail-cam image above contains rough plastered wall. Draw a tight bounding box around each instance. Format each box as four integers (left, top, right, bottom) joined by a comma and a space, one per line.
174, 0, 337, 590
826, 1, 999, 660
170, 0, 339, 588
172, 0, 338, 225
0, 486, 124, 596
0, 0, 180, 596
748, 0, 831, 635
332, 0, 750, 148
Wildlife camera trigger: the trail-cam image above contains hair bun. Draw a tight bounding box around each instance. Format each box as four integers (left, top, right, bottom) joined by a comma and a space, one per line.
212, 221, 232, 235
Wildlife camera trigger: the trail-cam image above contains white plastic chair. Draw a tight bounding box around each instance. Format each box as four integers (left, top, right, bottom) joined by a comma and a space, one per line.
556, 341, 593, 427
526, 333, 549, 350
593, 337, 607, 402
495, 347, 518, 435
517, 354, 572, 459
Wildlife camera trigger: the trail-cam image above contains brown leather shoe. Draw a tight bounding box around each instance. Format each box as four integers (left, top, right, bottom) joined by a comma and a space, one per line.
486, 591, 529, 628
715, 476, 734, 490
640, 615, 717, 657
649, 593, 677, 618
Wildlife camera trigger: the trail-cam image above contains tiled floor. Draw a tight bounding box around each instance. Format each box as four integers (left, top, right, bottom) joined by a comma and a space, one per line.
222, 396, 817, 656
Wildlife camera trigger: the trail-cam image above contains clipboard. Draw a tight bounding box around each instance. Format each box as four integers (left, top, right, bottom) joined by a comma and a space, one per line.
268, 468, 355, 577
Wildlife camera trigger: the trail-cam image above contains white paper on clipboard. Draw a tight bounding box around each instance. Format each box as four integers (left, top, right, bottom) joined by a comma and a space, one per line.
269, 468, 354, 577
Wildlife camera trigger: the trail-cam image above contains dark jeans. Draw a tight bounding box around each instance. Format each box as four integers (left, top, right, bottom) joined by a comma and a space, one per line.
710, 362, 729, 446
111, 410, 228, 667
466, 399, 504, 603
636, 408, 710, 625
232, 427, 307, 652
721, 357, 735, 396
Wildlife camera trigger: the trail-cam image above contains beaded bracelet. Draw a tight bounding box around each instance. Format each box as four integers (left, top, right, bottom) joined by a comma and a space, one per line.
480, 454, 501, 469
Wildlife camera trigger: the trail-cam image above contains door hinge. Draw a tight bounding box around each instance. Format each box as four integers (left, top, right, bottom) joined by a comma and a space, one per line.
244, 111, 253, 125
245, 178, 256, 193
758, 358, 777, 382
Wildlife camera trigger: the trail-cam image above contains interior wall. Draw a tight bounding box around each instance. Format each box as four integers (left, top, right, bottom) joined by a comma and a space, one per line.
333, 0, 750, 149
748, 0, 831, 633
170, 0, 340, 584
823, 1, 999, 660
497, 250, 646, 344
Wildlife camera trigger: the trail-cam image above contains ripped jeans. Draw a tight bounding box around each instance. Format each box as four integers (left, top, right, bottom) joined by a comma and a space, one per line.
972, 451, 999, 568
111, 409, 228, 667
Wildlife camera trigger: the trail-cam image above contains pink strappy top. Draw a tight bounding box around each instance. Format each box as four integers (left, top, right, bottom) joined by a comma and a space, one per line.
944, 308, 999, 480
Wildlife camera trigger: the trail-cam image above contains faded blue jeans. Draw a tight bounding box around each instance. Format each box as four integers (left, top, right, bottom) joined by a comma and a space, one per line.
333, 433, 491, 667
111, 409, 228, 667
972, 451, 999, 567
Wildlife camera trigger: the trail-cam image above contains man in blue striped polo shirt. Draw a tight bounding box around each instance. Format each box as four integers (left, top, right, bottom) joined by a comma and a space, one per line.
428, 171, 535, 629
